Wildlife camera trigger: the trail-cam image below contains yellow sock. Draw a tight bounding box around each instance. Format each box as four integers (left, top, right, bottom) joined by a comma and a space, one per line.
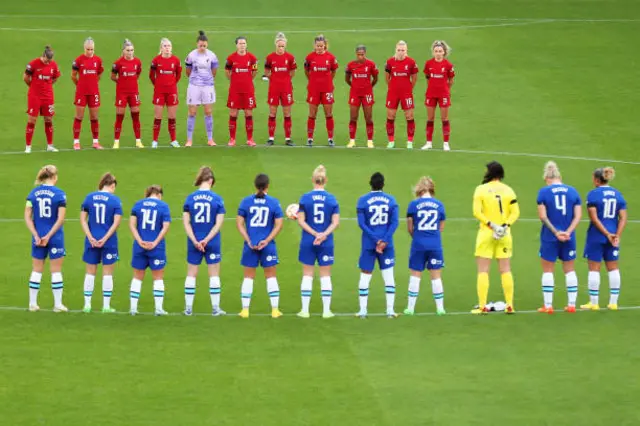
502, 272, 514, 307
477, 272, 489, 308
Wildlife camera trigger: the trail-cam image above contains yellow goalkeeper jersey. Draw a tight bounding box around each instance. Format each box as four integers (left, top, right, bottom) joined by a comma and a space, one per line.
473, 180, 520, 230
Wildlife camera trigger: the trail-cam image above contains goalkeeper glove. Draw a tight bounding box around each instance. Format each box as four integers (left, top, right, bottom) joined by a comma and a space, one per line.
489, 222, 507, 240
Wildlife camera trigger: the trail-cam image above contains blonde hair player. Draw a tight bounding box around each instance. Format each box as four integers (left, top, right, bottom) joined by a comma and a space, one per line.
149, 38, 182, 148
264, 32, 297, 146
24, 165, 68, 312
72, 37, 105, 150
422, 40, 455, 151
225, 36, 258, 147
111, 39, 144, 149
472, 161, 520, 314
295, 165, 340, 318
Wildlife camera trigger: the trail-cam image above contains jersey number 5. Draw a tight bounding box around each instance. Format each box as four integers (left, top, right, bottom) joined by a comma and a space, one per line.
313, 204, 325, 224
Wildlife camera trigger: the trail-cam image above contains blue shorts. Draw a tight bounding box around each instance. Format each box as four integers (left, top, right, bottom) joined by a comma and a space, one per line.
83, 246, 119, 265
31, 237, 65, 260
187, 240, 221, 265
131, 249, 167, 271
359, 246, 395, 271
299, 244, 334, 266
409, 248, 444, 271
584, 241, 620, 263
539, 239, 577, 262
241, 243, 279, 268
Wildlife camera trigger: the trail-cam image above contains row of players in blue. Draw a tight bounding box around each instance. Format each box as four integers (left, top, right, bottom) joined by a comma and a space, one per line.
24, 161, 626, 317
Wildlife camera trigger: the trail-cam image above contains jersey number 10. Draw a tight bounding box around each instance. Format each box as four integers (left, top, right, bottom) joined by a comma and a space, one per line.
603, 198, 617, 219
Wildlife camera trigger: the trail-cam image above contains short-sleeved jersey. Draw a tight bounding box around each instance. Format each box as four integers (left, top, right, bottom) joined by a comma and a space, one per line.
304, 52, 339, 92
346, 59, 378, 95
385, 56, 419, 95
473, 181, 518, 230
183, 189, 226, 242
112, 57, 142, 94
81, 191, 123, 248
424, 58, 455, 97
298, 190, 340, 247
265, 52, 296, 92
72, 55, 104, 95
185, 49, 218, 87
536, 183, 582, 242
131, 198, 172, 250
407, 196, 446, 250
356, 191, 399, 249
150, 54, 182, 92
237, 194, 283, 246
586, 186, 627, 243
26, 185, 67, 239
26, 58, 60, 99
225, 52, 258, 94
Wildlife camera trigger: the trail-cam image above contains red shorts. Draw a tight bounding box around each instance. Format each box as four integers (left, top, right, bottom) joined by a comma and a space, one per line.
307, 91, 334, 106
267, 90, 294, 107
426, 96, 452, 108
27, 97, 55, 117
115, 93, 141, 108
349, 92, 374, 107
386, 93, 415, 110
75, 93, 101, 108
153, 91, 179, 107
227, 92, 256, 110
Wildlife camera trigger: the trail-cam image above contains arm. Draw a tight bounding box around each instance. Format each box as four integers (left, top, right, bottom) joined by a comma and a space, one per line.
290, 70, 296, 78
382, 205, 399, 243
505, 201, 520, 226
614, 209, 628, 246
314, 213, 340, 245
182, 212, 200, 246
331, 70, 336, 80
345, 71, 351, 86
186, 67, 192, 78
385, 72, 391, 85
97, 214, 121, 247
236, 216, 252, 247
357, 209, 378, 242
565, 204, 582, 235
448, 77, 454, 88
473, 193, 490, 226
537, 204, 559, 237
203, 213, 225, 245
23, 73, 31, 87
258, 217, 284, 247
71, 69, 79, 85
440, 221, 446, 232
175, 63, 182, 83
371, 73, 379, 87
110, 71, 118, 83
24, 205, 40, 244
148, 66, 156, 85
225, 69, 232, 80
587, 206, 614, 242
407, 216, 414, 237
297, 211, 318, 237
149, 222, 171, 249
410, 73, 417, 88
80, 210, 97, 246
129, 215, 145, 247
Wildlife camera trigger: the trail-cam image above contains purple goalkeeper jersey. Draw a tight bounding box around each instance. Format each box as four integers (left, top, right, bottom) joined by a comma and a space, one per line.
185, 49, 219, 87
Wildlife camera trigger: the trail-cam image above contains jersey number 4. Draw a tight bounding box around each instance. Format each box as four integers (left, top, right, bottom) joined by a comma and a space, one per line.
554, 194, 567, 216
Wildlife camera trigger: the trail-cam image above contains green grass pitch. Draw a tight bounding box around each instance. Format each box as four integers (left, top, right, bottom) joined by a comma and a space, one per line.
1, 1, 639, 424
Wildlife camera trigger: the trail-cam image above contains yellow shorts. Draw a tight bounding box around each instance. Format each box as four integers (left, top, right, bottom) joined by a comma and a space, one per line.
475, 228, 513, 259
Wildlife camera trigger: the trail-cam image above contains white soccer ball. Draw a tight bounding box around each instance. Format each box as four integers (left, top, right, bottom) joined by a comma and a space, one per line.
285, 203, 299, 220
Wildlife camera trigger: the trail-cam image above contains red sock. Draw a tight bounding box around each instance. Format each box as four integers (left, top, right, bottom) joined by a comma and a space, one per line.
90, 119, 99, 140
366, 121, 374, 140
348, 120, 357, 140
442, 120, 451, 142
268, 116, 276, 139
153, 118, 161, 141
245, 116, 254, 140
307, 117, 316, 139
131, 112, 141, 139
426, 120, 434, 142
45, 121, 53, 145
407, 119, 415, 142
326, 116, 335, 139
386, 119, 395, 142
114, 114, 125, 140
229, 116, 237, 140
168, 118, 176, 141
284, 116, 292, 139
26, 122, 35, 146
73, 118, 82, 140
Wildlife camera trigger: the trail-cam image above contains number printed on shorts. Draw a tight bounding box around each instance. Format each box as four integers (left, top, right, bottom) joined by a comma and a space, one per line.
48, 105, 55, 114
365, 94, 373, 104
325, 93, 334, 102
287, 93, 292, 103
417, 210, 438, 231
249, 206, 269, 227
405, 97, 413, 107
94, 94, 100, 104
369, 204, 389, 226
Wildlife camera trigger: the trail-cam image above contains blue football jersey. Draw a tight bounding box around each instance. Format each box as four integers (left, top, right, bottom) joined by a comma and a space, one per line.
406, 196, 446, 250
183, 189, 226, 242
536, 183, 582, 242
26, 185, 67, 239
81, 191, 123, 248
356, 191, 399, 249
238, 194, 283, 246
298, 190, 340, 246
586, 186, 627, 244
131, 198, 172, 251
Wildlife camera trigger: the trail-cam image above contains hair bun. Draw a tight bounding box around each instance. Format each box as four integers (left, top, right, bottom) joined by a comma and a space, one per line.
199, 30, 205, 36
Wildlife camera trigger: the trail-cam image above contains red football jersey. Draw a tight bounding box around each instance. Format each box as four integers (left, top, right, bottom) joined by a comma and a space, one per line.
225, 52, 258, 94
150, 54, 182, 92
265, 52, 296, 92
304, 52, 338, 92
113, 56, 142, 94
424, 58, 455, 97
72, 54, 104, 95
346, 59, 378, 95
25, 58, 60, 99
385, 56, 419, 95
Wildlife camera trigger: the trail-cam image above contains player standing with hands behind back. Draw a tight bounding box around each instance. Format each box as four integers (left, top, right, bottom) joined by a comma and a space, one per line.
345, 45, 378, 148
150, 38, 182, 148
264, 32, 297, 146
225, 37, 258, 147
422, 40, 455, 151
385, 41, 418, 149
72, 37, 104, 150
112, 39, 143, 149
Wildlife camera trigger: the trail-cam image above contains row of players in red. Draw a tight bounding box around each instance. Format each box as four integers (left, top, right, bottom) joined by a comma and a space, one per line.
23, 36, 454, 153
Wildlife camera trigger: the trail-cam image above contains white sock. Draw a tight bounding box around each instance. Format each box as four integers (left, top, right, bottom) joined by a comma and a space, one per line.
83, 274, 95, 308
542, 272, 554, 308
358, 273, 372, 312
565, 271, 578, 307
51, 272, 63, 307
608, 269, 621, 305
407, 276, 420, 311
300, 275, 313, 313
184, 276, 196, 309
102, 275, 114, 309
267, 277, 280, 309
320, 276, 332, 314
153, 280, 165, 311
130, 278, 142, 312
588, 271, 600, 305
241, 278, 254, 309
431, 278, 444, 311
28, 271, 42, 306
209, 276, 221, 309
381, 268, 396, 312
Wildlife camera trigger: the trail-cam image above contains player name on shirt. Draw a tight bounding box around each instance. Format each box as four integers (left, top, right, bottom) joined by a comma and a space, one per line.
34, 189, 56, 197
366, 195, 391, 205
252, 198, 267, 205
91, 194, 110, 202
192, 194, 214, 202
311, 194, 326, 201
601, 190, 616, 197
143, 200, 160, 207
550, 186, 570, 194
415, 200, 440, 210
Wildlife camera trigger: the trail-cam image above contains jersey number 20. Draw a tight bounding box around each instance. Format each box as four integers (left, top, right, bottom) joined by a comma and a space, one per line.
249, 206, 269, 227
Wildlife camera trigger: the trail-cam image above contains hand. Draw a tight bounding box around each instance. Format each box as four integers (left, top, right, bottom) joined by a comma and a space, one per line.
33, 236, 42, 246
489, 222, 506, 240
197, 240, 207, 252
556, 232, 570, 242
376, 240, 387, 254
140, 240, 152, 250
608, 233, 620, 247
313, 232, 327, 246
148, 240, 159, 251
39, 235, 50, 247
256, 240, 268, 250
96, 237, 107, 248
